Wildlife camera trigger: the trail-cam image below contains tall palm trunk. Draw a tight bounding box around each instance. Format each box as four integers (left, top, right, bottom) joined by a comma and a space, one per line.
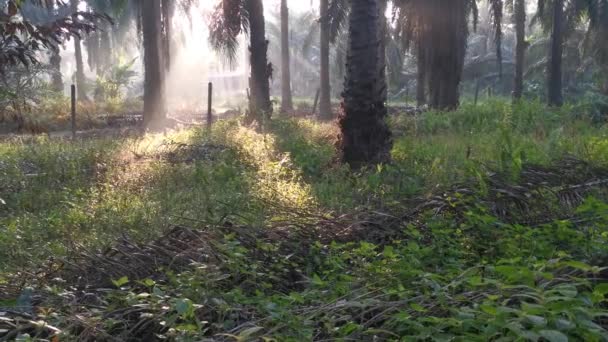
245, 0, 272, 122
71, 0, 87, 100
416, 40, 427, 106
161, 0, 175, 71
319, 0, 332, 120
46, 1, 63, 92
142, 0, 167, 128
548, 0, 564, 106
513, 0, 526, 100
377, 0, 388, 101
426, 0, 467, 110
280, 0, 293, 113
339, 0, 392, 168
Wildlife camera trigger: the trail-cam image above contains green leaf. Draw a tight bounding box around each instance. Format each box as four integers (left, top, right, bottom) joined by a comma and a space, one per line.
561, 261, 592, 272
480, 304, 498, 316
524, 315, 547, 327
111, 276, 129, 288
175, 298, 194, 316
383, 246, 396, 258
410, 303, 426, 312
594, 283, 608, 296
539, 330, 568, 342
312, 274, 325, 286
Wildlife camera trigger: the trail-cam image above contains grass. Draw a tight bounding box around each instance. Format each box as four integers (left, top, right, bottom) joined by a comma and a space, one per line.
1, 100, 608, 340
2, 99, 608, 270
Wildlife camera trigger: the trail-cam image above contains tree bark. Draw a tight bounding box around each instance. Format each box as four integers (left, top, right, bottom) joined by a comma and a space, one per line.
49, 52, 63, 92
319, 0, 332, 120
426, 0, 467, 110
377, 0, 388, 102
416, 40, 427, 106
548, 0, 564, 107
71, 0, 87, 101
280, 0, 293, 113
46, 1, 63, 92
161, 0, 175, 71
513, 0, 526, 100
142, 0, 167, 129
339, 0, 392, 168
245, 0, 272, 122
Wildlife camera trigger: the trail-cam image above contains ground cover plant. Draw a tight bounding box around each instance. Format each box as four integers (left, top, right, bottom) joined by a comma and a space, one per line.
1, 100, 608, 340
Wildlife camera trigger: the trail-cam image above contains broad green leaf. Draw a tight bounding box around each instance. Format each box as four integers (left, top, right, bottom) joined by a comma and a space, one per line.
524, 315, 547, 327
561, 261, 592, 272
111, 276, 129, 288
539, 330, 568, 342
175, 298, 193, 316
594, 283, 608, 296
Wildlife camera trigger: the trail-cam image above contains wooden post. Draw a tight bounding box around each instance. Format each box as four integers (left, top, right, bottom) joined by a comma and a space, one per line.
311, 88, 321, 116
207, 82, 213, 129
71, 84, 76, 140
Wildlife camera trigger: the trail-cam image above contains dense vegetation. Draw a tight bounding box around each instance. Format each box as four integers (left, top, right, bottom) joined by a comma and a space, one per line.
1, 0, 608, 341
2, 100, 608, 340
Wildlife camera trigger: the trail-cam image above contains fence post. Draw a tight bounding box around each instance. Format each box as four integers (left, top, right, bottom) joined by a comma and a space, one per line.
71, 84, 76, 140
207, 82, 213, 129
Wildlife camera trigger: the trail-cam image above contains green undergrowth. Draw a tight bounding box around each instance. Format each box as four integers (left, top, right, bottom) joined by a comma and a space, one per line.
1, 100, 608, 340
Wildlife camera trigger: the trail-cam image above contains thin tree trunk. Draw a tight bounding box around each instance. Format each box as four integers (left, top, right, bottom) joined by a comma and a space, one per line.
513, 0, 526, 100
319, 0, 332, 120
416, 40, 426, 106
142, 0, 167, 128
71, 0, 87, 101
245, 0, 272, 122
280, 0, 293, 113
339, 0, 392, 168
47, 1, 63, 92
548, 0, 564, 106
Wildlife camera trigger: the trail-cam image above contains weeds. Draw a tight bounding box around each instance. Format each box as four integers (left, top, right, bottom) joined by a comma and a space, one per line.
1, 100, 608, 340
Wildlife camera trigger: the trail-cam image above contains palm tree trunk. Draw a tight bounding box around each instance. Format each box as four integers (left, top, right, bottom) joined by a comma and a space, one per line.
46, 1, 63, 92
548, 0, 564, 107
49, 52, 63, 92
99, 23, 112, 73
416, 40, 427, 106
377, 0, 388, 102
245, 0, 272, 122
319, 0, 332, 120
513, 0, 526, 100
161, 0, 175, 71
142, 0, 167, 128
339, 0, 392, 168
426, 0, 467, 110
280, 0, 293, 113
71, 0, 87, 100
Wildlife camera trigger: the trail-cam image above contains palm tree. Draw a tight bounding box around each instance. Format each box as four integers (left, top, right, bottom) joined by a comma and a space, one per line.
395, 0, 504, 110
45, 0, 64, 92
280, 0, 293, 113
141, 0, 166, 128
338, 0, 392, 167
319, 0, 332, 120
548, 0, 565, 106
513, 0, 526, 100
71, 0, 88, 100
209, 0, 272, 123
